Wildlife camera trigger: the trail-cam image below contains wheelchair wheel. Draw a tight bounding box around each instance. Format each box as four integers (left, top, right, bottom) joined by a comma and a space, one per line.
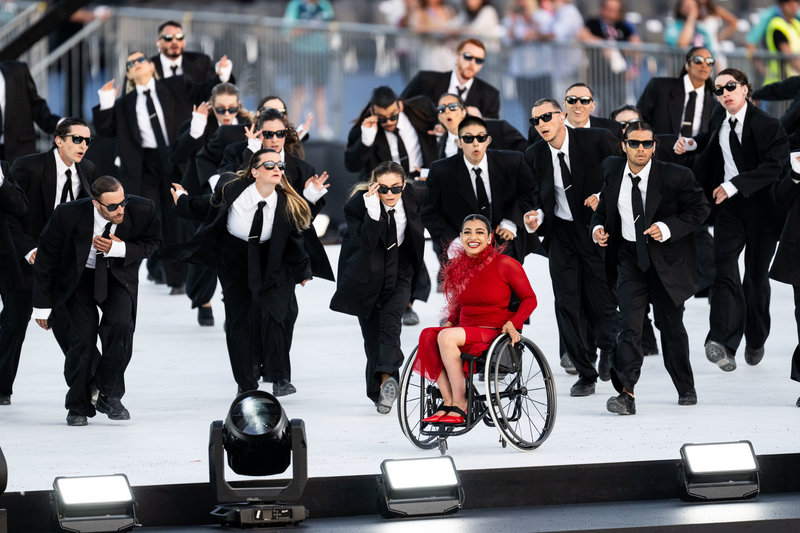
485, 334, 557, 451
397, 347, 440, 450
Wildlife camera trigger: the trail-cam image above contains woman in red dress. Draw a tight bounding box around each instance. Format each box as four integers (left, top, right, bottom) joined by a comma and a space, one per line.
413, 214, 537, 423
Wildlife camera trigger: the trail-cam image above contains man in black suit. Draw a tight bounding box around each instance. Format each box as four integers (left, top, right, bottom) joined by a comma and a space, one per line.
593, 122, 710, 415
523, 98, 620, 396
675, 68, 789, 371
422, 115, 535, 263
345, 86, 437, 181
32, 176, 160, 426
0, 160, 27, 405
435, 93, 526, 160
401, 38, 500, 119
151, 20, 217, 83
0, 119, 96, 405
0, 60, 61, 163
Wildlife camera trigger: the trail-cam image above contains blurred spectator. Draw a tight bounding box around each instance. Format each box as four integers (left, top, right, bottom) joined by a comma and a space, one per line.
664, 0, 736, 60
763, 0, 800, 86
456, 0, 504, 45
746, 4, 800, 53
412, 0, 459, 71
503, 0, 555, 110
550, 0, 584, 97
283, 0, 335, 139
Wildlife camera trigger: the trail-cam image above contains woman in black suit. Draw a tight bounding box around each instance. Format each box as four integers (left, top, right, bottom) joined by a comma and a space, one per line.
330, 161, 427, 414
167, 149, 312, 394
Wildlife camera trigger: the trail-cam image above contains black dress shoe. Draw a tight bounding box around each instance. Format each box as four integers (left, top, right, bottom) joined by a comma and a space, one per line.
273, 379, 297, 397
169, 285, 186, 295
0, 395, 10, 405
607, 392, 636, 415
796, 397, 800, 407
678, 391, 697, 405
66, 413, 88, 426
570, 377, 596, 397
402, 307, 419, 326
560, 353, 577, 375
598, 351, 611, 382
96, 396, 130, 420
197, 306, 214, 326
705, 341, 736, 372
744, 345, 764, 366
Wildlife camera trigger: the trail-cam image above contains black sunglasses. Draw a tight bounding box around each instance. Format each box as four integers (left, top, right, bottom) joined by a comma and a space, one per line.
625, 140, 655, 149
376, 113, 400, 124
437, 103, 463, 114
255, 160, 286, 171
260, 129, 287, 139
214, 106, 240, 115
61, 134, 95, 145
565, 95, 594, 105
262, 106, 287, 115
125, 56, 149, 70
689, 55, 715, 66
96, 195, 129, 212
530, 112, 555, 126
378, 185, 403, 194
713, 81, 743, 96
462, 52, 485, 65
460, 133, 489, 144
617, 119, 641, 128
159, 33, 185, 42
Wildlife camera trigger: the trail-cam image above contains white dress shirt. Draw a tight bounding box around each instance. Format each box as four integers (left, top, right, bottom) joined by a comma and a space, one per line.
682, 74, 706, 138
463, 154, 517, 236
444, 131, 459, 158
360, 112, 423, 172
718, 104, 747, 198
159, 54, 183, 77
98, 78, 168, 149
548, 129, 575, 222
448, 70, 475, 102
230, 147, 328, 205
227, 183, 278, 242
566, 118, 592, 129
53, 149, 80, 210
364, 193, 407, 245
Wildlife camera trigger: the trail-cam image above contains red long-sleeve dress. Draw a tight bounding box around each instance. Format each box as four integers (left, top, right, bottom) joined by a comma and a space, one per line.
413, 253, 537, 382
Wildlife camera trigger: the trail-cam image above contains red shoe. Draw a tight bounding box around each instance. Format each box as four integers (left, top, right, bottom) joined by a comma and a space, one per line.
438, 414, 464, 424
422, 413, 443, 423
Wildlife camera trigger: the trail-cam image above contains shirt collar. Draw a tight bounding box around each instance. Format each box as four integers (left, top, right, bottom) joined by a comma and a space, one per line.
248, 182, 279, 208
135, 77, 157, 94
53, 148, 75, 177
726, 102, 747, 125
160, 53, 182, 70
548, 126, 570, 157
450, 70, 474, 92
683, 74, 703, 95
463, 153, 488, 174
624, 159, 653, 182
93, 205, 114, 230
396, 111, 412, 133
382, 196, 404, 212
566, 118, 590, 129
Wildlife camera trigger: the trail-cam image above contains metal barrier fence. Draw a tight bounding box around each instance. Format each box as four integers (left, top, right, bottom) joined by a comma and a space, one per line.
16, 6, 794, 147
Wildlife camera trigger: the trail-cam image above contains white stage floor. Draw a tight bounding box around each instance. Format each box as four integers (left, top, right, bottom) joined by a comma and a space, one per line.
1, 243, 799, 492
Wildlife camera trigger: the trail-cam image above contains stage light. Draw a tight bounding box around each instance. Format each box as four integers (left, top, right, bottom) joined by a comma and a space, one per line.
51, 474, 137, 532
209, 390, 308, 527
678, 441, 760, 502
377, 456, 464, 518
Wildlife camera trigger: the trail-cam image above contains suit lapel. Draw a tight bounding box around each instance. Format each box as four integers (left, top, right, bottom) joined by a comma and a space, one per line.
76, 162, 92, 199
122, 92, 142, 145
42, 153, 57, 218
669, 82, 684, 134
539, 146, 555, 215
644, 163, 662, 227
486, 152, 504, 220
741, 103, 756, 170
568, 132, 586, 198
701, 88, 715, 132
267, 192, 289, 272
155, 81, 175, 140
457, 158, 478, 211
74, 204, 95, 273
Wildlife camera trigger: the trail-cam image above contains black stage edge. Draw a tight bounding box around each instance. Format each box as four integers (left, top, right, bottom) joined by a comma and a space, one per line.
2, 453, 800, 531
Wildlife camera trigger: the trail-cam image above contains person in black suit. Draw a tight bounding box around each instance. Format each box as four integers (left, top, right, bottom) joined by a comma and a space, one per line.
32, 176, 160, 426
523, 98, 620, 395
675, 68, 789, 371
593, 122, 710, 415
151, 20, 217, 83
752, 75, 800, 136
166, 149, 312, 395
435, 93, 526, 160
401, 38, 500, 118
345, 86, 438, 181
0, 60, 61, 163
92, 51, 229, 292
0, 160, 27, 405
330, 161, 427, 414
0, 119, 96, 405
422, 115, 535, 264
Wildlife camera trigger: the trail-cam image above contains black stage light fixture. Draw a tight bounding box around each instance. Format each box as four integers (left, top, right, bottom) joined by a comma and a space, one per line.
51, 474, 137, 532
1, 443, 7, 533
678, 441, 760, 502
377, 456, 464, 518
209, 390, 308, 527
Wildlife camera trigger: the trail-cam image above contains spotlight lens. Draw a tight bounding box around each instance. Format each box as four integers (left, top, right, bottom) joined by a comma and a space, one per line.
230, 395, 283, 435
54, 475, 133, 505
382, 457, 459, 491
683, 442, 757, 474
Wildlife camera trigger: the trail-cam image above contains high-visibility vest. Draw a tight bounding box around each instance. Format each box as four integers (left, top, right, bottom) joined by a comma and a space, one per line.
765, 16, 800, 85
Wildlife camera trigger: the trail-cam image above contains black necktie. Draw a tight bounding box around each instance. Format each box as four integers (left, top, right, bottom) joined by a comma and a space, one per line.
457, 86, 466, 99
94, 222, 112, 303
383, 208, 398, 293
629, 174, 650, 271
474, 167, 491, 221
395, 128, 409, 174
143, 88, 170, 171
170, 64, 178, 77
248, 200, 267, 292
59, 169, 74, 204
681, 91, 697, 137
557, 151, 578, 218
728, 117, 745, 173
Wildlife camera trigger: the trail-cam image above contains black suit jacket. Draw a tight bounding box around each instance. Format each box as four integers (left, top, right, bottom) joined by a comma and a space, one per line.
91, 75, 219, 194
637, 77, 717, 136
0, 61, 61, 163
770, 164, 800, 285
0, 162, 27, 293
151, 51, 216, 82
330, 184, 427, 317
592, 157, 710, 306
524, 127, 620, 249
32, 196, 161, 314
752, 76, 800, 135
436, 118, 526, 160
422, 149, 535, 259
527, 117, 622, 147
344, 96, 438, 179
401, 70, 500, 118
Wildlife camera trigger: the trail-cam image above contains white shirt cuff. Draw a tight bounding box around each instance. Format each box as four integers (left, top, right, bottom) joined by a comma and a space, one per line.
525, 210, 544, 233
247, 137, 262, 154
446, 237, 462, 259
363, 192, 381, 221
684, 138, 697, 151
208, 174, 221, 192
190, 112, 207, 139
25, 248, 36, 263
32, 308, 51, 321
106, 240, 126, 258
654, 221, 671, 242
499, 219, 517, 238
98, 88, 116, 110
791, 151, 800, 178
215, 60, 233, 83
721, 180, 738, 198
360, 125, 377, 147
176, 190, 188, 198
303, 183, 327, 204
592, 225, 604, 243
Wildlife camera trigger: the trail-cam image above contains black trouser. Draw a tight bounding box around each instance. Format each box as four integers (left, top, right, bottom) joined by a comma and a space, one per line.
791, 287, 800, 384
184, 220, 218, 308
0, 285, 71, 395
358, 265, 413, 403
695, 224, 715, 296
548, 218, 619, 382
612, 243, 694, 396
63, 269, 134, 416
708, 197, 779, 352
